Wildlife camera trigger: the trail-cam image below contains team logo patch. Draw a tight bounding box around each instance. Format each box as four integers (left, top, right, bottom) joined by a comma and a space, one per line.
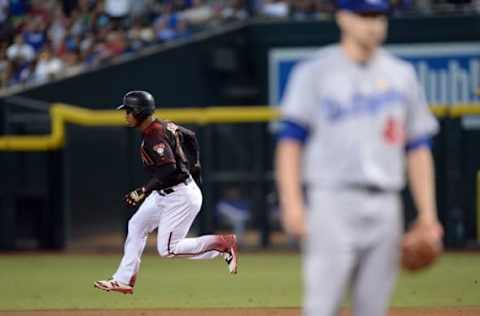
153, 143, 166, 156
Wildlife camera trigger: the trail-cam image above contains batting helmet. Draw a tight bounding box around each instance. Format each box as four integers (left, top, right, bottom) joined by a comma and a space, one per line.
337, 0, 390, 13
117, 90, 155, 123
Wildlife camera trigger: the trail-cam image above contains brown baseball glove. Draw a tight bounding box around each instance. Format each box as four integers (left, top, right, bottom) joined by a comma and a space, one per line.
401, 220, 443, 272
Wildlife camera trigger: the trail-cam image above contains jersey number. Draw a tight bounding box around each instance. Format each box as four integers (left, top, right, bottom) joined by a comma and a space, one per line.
383, 117, 405, 145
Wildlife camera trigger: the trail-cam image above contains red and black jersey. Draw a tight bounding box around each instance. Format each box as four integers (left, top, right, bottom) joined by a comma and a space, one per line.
140, 119, 189, 190
141, 120, 175, 168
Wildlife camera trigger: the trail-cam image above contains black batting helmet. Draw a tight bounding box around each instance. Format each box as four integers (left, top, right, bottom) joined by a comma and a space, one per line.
117, 90, 155, 123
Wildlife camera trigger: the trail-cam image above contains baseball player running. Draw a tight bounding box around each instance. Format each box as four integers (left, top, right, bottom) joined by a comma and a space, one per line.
95, 91, 238, 294
275, 1, 443, 315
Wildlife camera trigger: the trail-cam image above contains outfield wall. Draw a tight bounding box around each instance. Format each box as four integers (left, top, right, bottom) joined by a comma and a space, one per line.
0, 104, 479, 250
2, 16, 480, 250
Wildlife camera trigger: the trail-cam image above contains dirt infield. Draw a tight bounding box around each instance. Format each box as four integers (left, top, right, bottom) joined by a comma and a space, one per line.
3, 308, 480, 316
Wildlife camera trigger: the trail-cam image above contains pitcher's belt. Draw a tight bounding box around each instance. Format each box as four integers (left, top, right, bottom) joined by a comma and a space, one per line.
345, 183, 397, 194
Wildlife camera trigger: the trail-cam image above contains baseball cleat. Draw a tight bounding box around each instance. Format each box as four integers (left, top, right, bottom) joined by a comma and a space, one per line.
94, 279, 134, 294
223, 234, 238, 274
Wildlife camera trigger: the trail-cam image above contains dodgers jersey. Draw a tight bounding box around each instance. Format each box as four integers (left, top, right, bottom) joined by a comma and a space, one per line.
281, 45, 439, 190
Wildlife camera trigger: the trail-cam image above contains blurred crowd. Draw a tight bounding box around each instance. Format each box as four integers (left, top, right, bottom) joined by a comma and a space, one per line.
0, 0, 479, 90
0, 0, 250, 89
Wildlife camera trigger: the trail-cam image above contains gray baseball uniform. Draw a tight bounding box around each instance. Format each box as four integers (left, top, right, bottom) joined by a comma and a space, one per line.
280, 45, 438, 316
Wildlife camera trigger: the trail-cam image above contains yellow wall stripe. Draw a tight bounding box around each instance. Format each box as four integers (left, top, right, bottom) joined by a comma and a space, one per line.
0, 103, 479, 151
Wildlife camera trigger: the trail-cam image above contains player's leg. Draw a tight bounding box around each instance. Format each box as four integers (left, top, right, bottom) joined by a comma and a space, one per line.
111, 192, 163, 285
351, 193, 403, 316
303, 189, 356, 316
156, 179, 236, 261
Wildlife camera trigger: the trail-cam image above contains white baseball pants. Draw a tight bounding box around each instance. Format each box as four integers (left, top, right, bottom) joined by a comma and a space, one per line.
303, 188, 403, 316
113, 178, 224, 286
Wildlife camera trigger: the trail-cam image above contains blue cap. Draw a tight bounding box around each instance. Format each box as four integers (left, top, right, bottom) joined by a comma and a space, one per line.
337, 0, 390, 13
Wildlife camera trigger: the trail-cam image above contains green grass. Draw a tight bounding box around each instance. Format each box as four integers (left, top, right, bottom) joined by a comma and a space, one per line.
392, 254, 480, 307
0, 253, 479, 310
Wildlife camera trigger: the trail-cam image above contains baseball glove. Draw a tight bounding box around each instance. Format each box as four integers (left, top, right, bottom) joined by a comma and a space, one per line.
401, 220, 443, 272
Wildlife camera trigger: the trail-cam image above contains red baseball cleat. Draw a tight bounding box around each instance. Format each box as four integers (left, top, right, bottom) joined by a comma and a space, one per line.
223, 234, 238, 274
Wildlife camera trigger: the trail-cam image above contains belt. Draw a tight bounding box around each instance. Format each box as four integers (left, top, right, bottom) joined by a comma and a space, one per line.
346, 184, 390, 194
157, 177, 192, 196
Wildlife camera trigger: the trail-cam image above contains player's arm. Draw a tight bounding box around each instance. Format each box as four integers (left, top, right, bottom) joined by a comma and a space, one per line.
405, 139, 443, 241
404, 65, 442, 234
124, 138, 177, 207
401, 66, 443, 270
142, 136, 178, 191
177, 125, 202, 177
406, 141, 437, 224
124, 164, 177, 207
402, 140, 443, 270
275, 63, 315, 238
144, 164, 177, 192
275, 120, 309, 239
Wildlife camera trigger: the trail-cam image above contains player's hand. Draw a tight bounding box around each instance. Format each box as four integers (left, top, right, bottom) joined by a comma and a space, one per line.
124, 187, 148, 207
401, 215, 443, 271
281, 206, 306, 239
418, 215, 443, 240
412, 214, 444, 250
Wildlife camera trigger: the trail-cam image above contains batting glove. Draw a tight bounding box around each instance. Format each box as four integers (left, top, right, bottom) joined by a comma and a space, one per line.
124, 187, 148, 207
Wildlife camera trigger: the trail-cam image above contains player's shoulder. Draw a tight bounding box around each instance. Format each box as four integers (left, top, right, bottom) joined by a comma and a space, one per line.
377, 48, 415, 76
305, 45, 340, 66
143, 120, 167, 138
291, 45, 341, 76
